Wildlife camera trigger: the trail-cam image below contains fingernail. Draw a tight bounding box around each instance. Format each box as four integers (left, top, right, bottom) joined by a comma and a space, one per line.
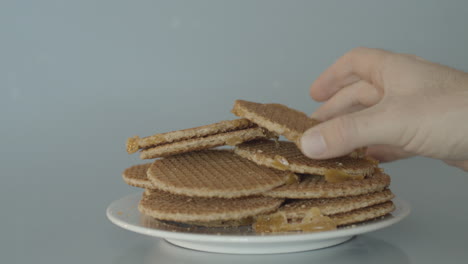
301, 130, 327, 157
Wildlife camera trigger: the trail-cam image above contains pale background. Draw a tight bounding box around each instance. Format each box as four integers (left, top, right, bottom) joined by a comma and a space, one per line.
2, 1, 468, 263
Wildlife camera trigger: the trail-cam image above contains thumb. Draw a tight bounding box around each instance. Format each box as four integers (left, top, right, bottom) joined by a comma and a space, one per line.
300, 108, 395, 159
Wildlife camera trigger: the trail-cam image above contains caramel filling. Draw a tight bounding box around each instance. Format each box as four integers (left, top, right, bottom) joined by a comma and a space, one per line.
254, 212, 288, 233
126, 136, 140, 154
349, 147, 367, 158
284, 172, 300, 185
324, 169, 364, 183
365, 156, 380, 166
298, 208, 337, 232
271, 155, 290, 170
253, 208, 337, 233
263, 129, 280, 142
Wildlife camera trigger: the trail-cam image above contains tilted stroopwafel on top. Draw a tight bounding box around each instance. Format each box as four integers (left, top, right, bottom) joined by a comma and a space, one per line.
231, 100, 367, 157
231, 100, 319, 147
122, 99, 397, 233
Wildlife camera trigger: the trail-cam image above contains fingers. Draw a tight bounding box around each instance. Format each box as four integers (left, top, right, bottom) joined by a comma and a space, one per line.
311, 80, 382, 121
310, 47, 391, 102
366, 145, 415, 162
300, 105, 398, 159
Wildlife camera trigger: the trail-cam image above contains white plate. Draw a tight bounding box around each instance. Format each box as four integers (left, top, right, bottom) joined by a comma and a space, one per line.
106, 193, 410, 254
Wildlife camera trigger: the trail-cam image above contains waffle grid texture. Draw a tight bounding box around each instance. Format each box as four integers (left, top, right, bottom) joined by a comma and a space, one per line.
280, 189, 394, 218
138, 189, 284, 222
264, 171, 391, 198
231, 100, 320, 146
331, 201, 395, 226
147, 150, 289, 198
235, 140, 376, 176
122, 163, 153, 188
140, 127, 266, 159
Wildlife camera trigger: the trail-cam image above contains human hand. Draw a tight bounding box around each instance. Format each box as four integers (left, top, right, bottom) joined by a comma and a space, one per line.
300, 47, 468, 171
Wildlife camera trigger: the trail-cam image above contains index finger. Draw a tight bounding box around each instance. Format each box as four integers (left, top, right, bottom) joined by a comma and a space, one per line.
310, 47, 391, 102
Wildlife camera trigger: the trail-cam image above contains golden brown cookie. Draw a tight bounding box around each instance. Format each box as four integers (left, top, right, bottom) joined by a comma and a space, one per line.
138, 189, 284, 222
280, 189, 394, 218
331, 201, 395, 226
263, 170, 391, 199
122, 163, 153, 189
254, 201, 395, 233
231, 100, 319, 147
235, 140, 376, 176
147, 150, 291, 198
126, 119, 268, 159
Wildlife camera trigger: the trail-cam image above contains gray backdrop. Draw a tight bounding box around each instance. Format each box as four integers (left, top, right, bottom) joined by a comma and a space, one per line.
2, 1, 468, 263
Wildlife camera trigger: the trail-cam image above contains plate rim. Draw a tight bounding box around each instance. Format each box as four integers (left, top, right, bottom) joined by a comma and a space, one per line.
106, 192, 411, 243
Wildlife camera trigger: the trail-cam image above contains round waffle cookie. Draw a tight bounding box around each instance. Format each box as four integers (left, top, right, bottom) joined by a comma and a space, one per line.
139, 128, 265, 159
231, 100, 319, 145
279, 189, 394, 219
138, 189, 284, 222
331, 201, 395, 226
235, 140, 376, 176
126, 118, 268, 159
263, 170, 391, 199
147, 150, 290, 198
122, 163, 153, 189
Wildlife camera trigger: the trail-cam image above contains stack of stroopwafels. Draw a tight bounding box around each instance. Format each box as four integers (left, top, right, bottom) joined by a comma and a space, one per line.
122, 100, 396, 233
